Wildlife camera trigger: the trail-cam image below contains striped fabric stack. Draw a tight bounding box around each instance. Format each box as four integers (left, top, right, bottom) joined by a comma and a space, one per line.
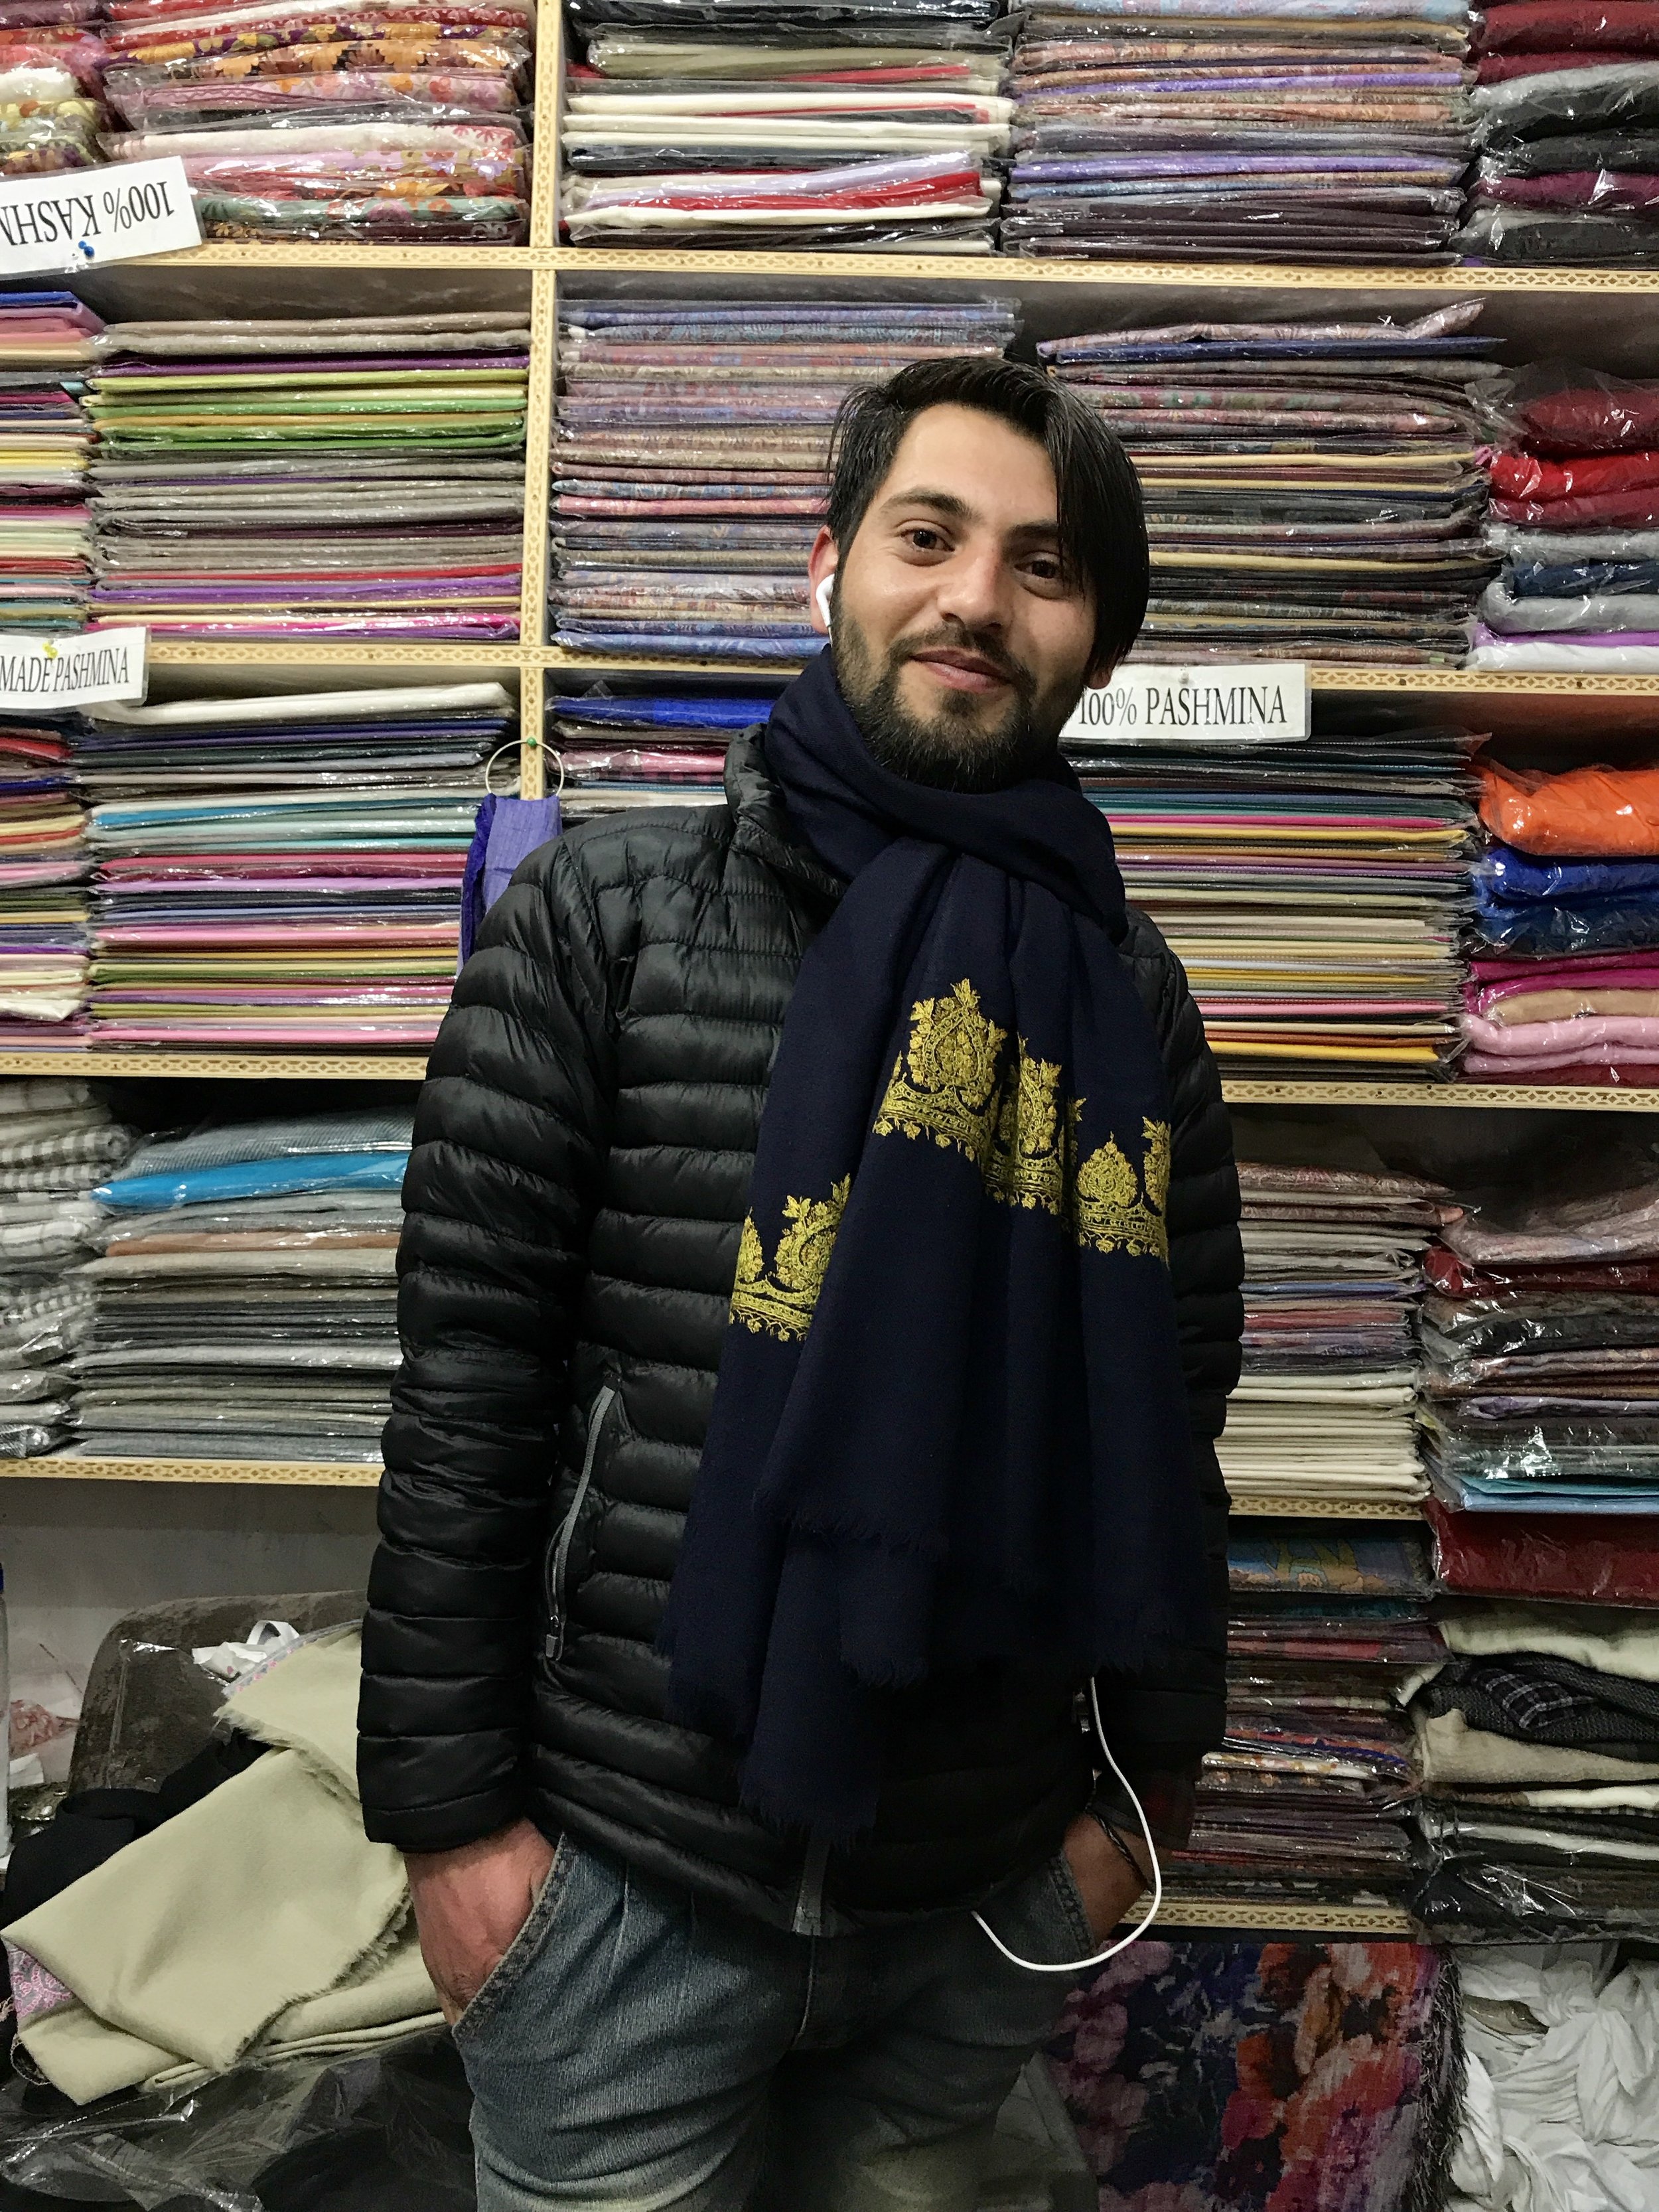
84, 311, 528, 643
0, 289, 104, 634
551, 294, 1015, 660
1068, 717, 1476, 1076
71, 682, 514, 1051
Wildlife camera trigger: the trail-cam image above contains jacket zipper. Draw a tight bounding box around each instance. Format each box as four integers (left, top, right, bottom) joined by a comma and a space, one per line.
545, 1384, 615, 1664
792, 1838, 830, 1937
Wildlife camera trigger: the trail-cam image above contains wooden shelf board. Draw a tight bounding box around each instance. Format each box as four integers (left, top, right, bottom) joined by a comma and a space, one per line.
549, 248, 1659, 297
542, 648, 1659, 702
1152, 1896, 1417, 1936
143, 242, 536, 271
1226, 1497, 1426, 1520
146, 640, 528, 672
18, 1455, 381, 1486
1225, 1080, 1659, 1110
0, 1052, 427, 1080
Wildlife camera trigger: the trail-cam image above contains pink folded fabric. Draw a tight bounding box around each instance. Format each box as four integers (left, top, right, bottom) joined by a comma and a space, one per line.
1463, 1009, 1659, 1056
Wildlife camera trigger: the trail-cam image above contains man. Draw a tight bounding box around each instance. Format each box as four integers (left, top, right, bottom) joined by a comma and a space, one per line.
359, 356, 1243, 2212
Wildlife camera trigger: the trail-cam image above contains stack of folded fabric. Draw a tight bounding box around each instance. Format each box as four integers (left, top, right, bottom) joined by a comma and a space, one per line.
1410, 1601, 1659, 1939
1463, 753, 1659, 1083
559, 0, 1008, 251
1428, 1491, 1659, 1601
1039, 307, 1504, 663
549, 684, 782, 816
82, 311, 527, 644
1473, 365, 1659, 671
1419, 1136, 1659, 1511
98, 0, 532, 243
551, 295, 1015, 660
1465, 17, 1659, 265
1161, 1523, 1437, 1907
73, 1107, 407, 1463
0, 290, 105, 634
0, 711, 91, 1043
0, 17, 106, 179
0, 1077, 134, 1459
68, 682, 511, 1052
1216, 1120, 1449, 1508
1003, 0, 1475, 264
1068, 719, 1476, 1074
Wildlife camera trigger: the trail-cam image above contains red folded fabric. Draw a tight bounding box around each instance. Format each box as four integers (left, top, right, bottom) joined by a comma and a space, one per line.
1425, 1246, 1659, 1295
1516, 383, 1659, 455
1484, 169, 1659, 207
1478, 46, 1654, 75
1475, 0, 1659, 52
1489, 490, 1659, 526
1427, 1499, 1659, 1604
1490, 446, 1659, 500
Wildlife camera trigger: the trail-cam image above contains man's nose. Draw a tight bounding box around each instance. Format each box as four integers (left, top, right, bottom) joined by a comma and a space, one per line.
932, 546, 1009, 634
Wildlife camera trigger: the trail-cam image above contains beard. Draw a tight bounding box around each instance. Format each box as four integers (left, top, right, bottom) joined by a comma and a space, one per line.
830, 595, 1083, 795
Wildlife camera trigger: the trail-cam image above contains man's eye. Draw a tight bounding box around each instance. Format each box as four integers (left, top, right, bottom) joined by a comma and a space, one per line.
1027, 559, 1062, 583
905, 527, 946, 552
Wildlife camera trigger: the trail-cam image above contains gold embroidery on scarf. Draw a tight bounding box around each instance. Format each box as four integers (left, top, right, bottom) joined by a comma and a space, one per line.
729, 1177, 851, 1341
1074, 1116, 1172, 1262
868, 979, 1171, 1266
985, 1045, 1067, 1215
873, 979, 1006, 1167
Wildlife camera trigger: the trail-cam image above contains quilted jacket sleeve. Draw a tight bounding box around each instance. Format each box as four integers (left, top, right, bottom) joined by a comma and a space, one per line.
1101, 921, 1244, 1775
358, 838, 616, 1853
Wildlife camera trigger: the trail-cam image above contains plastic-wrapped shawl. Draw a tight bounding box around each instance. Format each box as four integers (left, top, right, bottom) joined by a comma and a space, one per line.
1475, 59, 1659, 143
1506, 362, 1659, 455
1477, 759, 1659, 857
1480, 579, 1659, 632
1460, 202, 1659, 258
1427, 1495, 1659, 1600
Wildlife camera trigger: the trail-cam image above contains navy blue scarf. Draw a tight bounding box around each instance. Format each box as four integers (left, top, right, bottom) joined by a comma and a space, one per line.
660, 647, 1211, 1843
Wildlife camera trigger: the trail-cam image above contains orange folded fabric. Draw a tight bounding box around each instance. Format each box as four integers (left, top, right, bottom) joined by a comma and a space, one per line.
1479, 759, 1659, 857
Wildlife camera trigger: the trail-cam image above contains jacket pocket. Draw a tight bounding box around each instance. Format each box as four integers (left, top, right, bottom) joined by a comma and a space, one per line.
545, 1384, 615, 1664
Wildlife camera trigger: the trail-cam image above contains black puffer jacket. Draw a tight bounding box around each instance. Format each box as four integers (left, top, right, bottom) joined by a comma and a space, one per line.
359, 733, 1244, 1932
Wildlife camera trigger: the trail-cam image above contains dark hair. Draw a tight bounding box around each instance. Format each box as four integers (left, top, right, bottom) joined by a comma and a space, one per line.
824, 354, 1149, 672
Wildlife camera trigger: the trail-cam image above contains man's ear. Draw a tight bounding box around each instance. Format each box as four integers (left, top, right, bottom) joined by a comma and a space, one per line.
807, 527, 839, 637
1084, 656, 1116, 691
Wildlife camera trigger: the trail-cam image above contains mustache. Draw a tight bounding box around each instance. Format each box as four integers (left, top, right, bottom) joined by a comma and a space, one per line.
888, 625, 1037, 703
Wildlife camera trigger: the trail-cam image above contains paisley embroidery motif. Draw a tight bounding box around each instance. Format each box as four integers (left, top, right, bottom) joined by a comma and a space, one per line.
729, 1177, 851, 1341
985, 1045, 1068, 1216
873, 978, 1005, 1167
873, 980, 1170, 1264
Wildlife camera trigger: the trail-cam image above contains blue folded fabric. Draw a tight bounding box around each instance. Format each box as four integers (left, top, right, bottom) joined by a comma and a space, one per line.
1474, 844, 1659, 902
1510, 560, 1659, 600
1472, 893, 1659, 956
94, 1151, 408, 1211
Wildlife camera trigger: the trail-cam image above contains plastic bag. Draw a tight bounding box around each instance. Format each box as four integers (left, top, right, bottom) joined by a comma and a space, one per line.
1476, 60, 1659, 144
0, 2029, 474, 2211
1427, 1495, 1659, 1600
1477, 758, 1659, 857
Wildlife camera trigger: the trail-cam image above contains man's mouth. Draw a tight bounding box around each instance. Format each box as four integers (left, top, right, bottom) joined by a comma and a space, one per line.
905, 647, 1017, 696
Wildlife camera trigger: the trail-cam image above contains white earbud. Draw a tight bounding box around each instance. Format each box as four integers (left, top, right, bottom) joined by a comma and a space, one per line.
815, 576, 834, 634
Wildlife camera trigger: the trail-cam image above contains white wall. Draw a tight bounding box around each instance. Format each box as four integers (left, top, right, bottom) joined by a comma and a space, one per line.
0, 1479, 379, 1682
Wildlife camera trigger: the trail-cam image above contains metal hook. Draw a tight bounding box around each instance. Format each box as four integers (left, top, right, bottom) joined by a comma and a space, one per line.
482, 741, 522, 795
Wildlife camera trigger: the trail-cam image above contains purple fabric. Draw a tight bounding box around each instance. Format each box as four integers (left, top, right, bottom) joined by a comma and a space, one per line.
458, 792, 560, 965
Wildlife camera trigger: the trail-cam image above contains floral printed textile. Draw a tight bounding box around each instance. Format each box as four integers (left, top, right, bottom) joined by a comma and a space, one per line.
1047, 1938, 1447, 2212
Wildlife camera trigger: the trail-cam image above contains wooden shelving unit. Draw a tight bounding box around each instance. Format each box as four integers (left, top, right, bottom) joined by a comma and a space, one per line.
15, 23, 1643, 1952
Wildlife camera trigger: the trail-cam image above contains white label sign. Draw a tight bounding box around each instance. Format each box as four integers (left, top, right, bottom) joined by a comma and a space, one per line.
1064, 662, 1309, 745
0, 628, 148, 709
0, 159, 199, 276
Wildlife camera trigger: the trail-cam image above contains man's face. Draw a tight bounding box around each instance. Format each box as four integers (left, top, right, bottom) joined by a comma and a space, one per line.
807, 404, 1108, 794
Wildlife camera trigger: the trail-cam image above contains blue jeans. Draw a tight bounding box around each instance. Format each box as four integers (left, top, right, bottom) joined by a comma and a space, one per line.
454, 1836, 1092, 2212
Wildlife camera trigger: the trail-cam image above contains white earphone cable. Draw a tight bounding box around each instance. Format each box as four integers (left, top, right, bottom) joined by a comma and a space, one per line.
971, 1679, 1163, 1975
